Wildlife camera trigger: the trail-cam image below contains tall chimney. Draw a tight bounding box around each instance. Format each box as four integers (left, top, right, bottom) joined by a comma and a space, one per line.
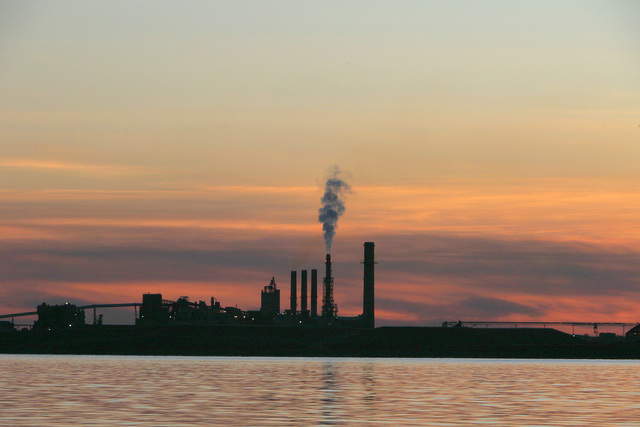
322, 254, 336, 319
311, 269, 318, 318
290, 270, 297, 315
300, 270, 308, 315
325, 254, 332, 282
363, 242, 375, 328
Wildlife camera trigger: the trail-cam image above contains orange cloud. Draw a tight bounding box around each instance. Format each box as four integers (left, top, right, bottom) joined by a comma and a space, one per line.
5, 179, 640, 246
0, 159, 145, 176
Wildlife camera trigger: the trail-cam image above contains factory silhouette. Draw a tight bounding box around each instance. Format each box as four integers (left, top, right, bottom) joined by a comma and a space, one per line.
135, 242, 376, 329
8, 170, 640, 357
5, 170, 363, 333
5, 240, 640, 358
2, 242, 376, 332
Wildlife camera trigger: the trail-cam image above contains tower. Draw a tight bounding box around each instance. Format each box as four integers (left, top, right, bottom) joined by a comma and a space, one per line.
260, 277, 280, 318
300, 270, 308, 316
311, 269, 318, 318
362, 242, 375, 328
322, 254, 337, 319
290, 271, 297, 315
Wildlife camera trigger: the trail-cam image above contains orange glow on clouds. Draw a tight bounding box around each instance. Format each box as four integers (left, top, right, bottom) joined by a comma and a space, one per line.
4, 179, 640, 243
0, 159, 145, 176
16, 218, 317, 233
2, 178, 640, 325
344, 180, 640, 245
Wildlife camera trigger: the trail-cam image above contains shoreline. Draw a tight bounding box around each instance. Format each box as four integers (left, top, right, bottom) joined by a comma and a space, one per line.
2, 326, 640, 359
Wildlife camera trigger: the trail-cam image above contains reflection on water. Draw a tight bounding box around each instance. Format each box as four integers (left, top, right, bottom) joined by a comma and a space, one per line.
2, 355, 640, 426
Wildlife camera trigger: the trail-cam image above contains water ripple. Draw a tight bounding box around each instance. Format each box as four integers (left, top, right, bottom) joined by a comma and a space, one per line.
1, 355, 640, 426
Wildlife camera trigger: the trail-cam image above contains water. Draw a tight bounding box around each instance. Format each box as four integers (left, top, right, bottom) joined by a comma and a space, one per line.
2, 355, 640, 426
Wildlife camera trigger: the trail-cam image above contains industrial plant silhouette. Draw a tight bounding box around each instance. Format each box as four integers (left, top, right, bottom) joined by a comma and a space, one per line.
132, 242, 375, 329
0, 242, 376, 331
3, 241, 640, 359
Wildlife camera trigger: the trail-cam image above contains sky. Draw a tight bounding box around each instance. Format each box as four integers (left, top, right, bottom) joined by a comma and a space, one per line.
1, 1, 639, 327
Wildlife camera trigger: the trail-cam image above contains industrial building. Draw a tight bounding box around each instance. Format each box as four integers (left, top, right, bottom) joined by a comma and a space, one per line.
33, 303, 86, 331
4, 242, 376, 330
137, 294, 250, 326
260, 277, 280, 319
6, 241, 640, 358
134, 242, 376, 328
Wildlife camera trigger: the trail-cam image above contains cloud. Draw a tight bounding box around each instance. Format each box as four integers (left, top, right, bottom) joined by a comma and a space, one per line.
377, 233, 640, 296
460, 296, 542, 317
3, 229, 640, 324
3, 181, 640, 324
0, 245, 292, 284
0, 159, 145, 176
374, 295, 542, 326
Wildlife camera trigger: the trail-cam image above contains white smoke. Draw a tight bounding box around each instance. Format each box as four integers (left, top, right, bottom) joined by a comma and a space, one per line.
318, 166, 351, 253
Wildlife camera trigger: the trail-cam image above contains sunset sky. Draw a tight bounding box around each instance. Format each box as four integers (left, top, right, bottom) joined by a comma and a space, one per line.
1, 1, 639, 327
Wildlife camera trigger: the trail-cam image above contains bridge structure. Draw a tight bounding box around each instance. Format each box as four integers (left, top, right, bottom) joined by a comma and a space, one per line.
0, 303, 141, 327
444, 321, 639, 336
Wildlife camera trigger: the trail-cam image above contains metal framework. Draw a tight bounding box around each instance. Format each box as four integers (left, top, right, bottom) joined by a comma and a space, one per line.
0, 303, 142, 325
322, 254, 337, 319
445, 321, 638, 335
322, 276, 336, 318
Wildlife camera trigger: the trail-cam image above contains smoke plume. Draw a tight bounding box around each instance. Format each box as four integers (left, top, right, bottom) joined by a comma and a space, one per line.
318, 166, 351, 253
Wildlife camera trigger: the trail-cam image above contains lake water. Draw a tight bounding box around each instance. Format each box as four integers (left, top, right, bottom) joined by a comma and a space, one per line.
2, 355, 640, 426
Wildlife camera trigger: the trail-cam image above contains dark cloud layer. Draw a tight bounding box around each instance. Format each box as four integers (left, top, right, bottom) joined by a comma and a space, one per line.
2, 229, 640, 324
374, 295, 542, 326
376, 233, 640, 296
460, 296, 542, 317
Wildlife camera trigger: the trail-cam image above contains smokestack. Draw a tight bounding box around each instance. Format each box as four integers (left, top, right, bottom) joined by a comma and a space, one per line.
311, 269, 318, 318
325, 254, 332, 281
363, 242, 375, 328
301, 270, 308, 315
322, 254, 336, 319
290, 270, 297, 315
